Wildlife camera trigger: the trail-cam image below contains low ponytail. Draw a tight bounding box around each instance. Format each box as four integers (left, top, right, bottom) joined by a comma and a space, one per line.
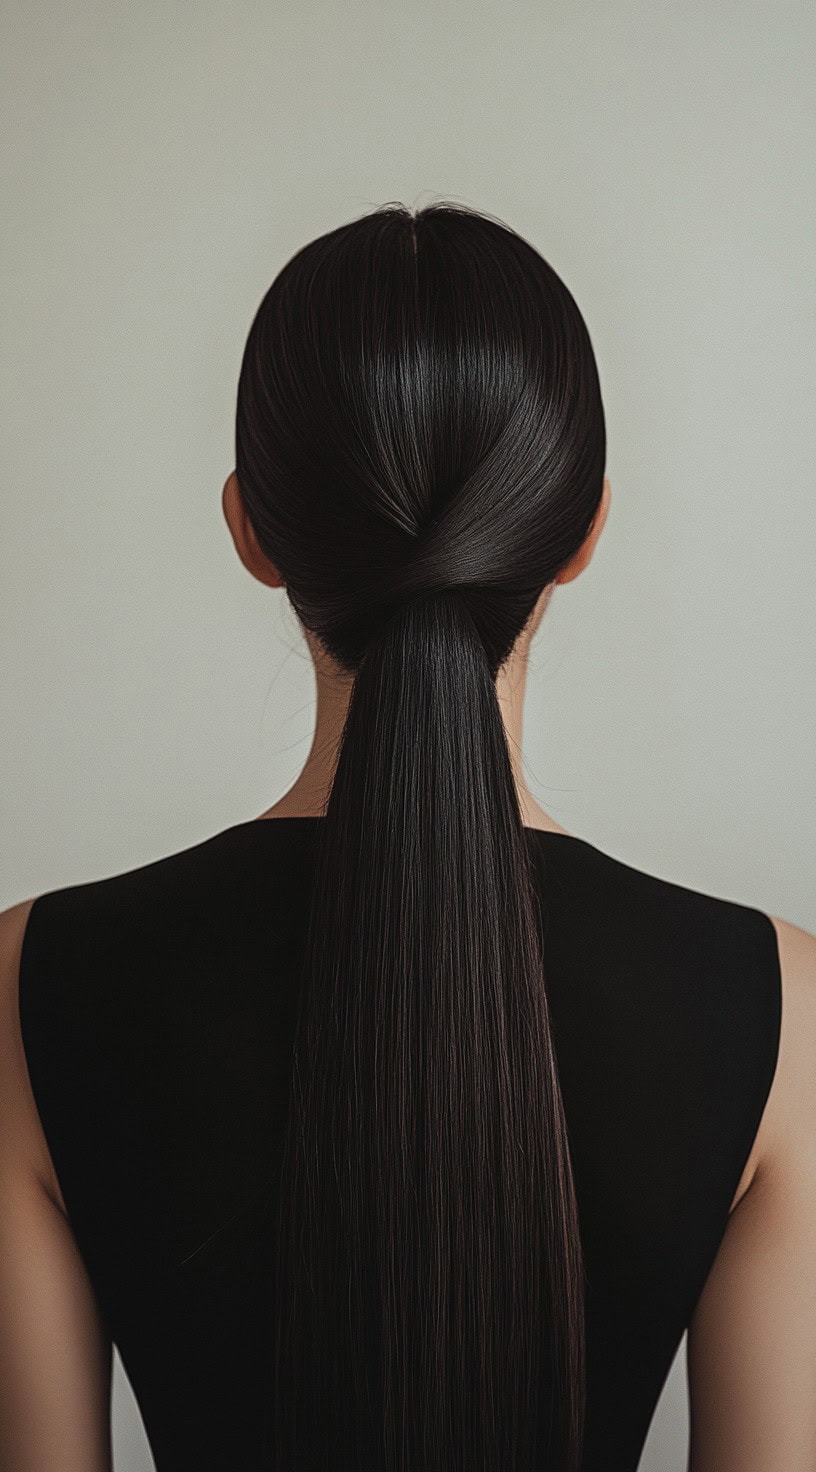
234, 198, 606, 1470
272, 587, 585, 1470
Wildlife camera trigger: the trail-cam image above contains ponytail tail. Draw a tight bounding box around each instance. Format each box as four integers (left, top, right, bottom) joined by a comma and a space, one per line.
273, 590, 585, 1472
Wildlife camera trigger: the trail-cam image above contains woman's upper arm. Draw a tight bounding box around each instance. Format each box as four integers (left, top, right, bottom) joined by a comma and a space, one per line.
0, 898, 113, 1472
686, 913, 816, 1472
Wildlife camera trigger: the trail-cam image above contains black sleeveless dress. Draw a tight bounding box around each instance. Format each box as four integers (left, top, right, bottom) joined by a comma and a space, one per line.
18, 817, 782, 1471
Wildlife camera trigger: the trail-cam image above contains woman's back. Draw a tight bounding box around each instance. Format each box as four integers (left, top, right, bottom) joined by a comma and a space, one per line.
12, 814, 785, 1470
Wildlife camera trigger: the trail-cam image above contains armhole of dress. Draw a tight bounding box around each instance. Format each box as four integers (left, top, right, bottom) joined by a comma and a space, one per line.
684, 904, 784, 1327
16, 893, 71, 1219
726, 906, 784, 1220
751, 905, 784, 1174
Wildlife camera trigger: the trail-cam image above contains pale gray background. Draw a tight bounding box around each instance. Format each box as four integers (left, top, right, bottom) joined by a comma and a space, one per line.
2, 2, 814, 1468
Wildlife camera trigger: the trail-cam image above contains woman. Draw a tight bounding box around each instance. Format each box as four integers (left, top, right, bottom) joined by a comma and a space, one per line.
0, 201, 813, 1472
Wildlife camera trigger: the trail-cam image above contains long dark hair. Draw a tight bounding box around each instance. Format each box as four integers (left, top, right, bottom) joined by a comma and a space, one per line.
234, 200, 606, 1471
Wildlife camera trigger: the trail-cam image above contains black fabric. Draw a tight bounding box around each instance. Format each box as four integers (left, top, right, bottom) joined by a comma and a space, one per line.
18, 817, 782, 1471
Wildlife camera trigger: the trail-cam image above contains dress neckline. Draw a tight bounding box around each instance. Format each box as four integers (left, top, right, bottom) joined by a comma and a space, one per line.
229, 814, 589, 846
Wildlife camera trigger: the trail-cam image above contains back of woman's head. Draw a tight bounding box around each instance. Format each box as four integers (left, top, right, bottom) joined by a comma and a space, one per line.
234, 200, 606, 1472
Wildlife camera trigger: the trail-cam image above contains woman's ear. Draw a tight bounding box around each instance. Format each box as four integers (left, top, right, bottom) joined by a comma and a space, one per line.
555, 475, 611, 586
222, 471, 285, 589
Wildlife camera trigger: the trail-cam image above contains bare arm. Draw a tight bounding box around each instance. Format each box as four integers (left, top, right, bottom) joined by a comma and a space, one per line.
0, 899, 113, 1472
686, 914, 816, 1472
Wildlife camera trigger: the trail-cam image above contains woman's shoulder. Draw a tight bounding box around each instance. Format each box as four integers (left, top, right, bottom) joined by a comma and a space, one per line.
0, 824, 266, 1218
531, 824, 784, 954
528, 828, 802, 1218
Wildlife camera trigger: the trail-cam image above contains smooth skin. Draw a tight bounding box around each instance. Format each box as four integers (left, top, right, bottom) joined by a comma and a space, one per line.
0, 471, 814, 1470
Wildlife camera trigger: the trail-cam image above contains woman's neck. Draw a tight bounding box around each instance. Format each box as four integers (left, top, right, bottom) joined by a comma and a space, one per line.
255, 626, 571, 837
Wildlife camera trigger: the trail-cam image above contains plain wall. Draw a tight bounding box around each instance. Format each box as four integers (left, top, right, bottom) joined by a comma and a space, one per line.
2, 2, 814, 1467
